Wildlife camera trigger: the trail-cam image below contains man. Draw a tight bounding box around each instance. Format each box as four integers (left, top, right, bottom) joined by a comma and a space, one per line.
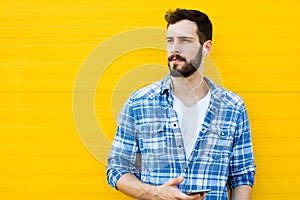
106, 8, 256, 200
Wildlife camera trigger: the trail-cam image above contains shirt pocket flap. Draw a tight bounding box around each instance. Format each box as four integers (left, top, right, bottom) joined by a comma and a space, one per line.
138, 122, 165, 138
209, 126, 234, 138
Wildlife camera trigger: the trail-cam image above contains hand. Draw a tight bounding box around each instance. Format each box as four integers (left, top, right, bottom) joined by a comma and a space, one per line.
150, 176, 207, 200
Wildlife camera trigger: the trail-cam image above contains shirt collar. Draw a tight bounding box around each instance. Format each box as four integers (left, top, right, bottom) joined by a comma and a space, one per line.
160, 74, 225, 101
204, 77, 224, 100
160, 74, 172, 95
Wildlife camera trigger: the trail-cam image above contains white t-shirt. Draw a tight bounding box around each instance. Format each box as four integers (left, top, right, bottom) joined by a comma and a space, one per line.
173, 90, 211, 159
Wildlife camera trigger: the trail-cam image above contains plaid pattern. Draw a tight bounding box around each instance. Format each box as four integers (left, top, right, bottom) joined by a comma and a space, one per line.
106, 75, 256, 199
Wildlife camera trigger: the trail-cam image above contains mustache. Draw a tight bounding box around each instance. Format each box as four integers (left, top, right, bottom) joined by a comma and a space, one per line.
168, 54, 187, 62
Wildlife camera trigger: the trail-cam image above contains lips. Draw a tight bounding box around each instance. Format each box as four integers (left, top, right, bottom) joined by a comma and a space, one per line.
171, 58, 182, 63
168, 55, 186, 62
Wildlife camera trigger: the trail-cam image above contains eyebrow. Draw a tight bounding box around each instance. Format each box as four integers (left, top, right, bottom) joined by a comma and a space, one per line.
166, 36, 194, 40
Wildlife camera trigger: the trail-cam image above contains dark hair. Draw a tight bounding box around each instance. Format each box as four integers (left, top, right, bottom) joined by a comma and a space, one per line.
165, 8, 212, 45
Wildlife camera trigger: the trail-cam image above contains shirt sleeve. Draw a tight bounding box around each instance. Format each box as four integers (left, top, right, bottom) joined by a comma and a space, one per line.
106, 98, 141, 189
228, 102, 256, 189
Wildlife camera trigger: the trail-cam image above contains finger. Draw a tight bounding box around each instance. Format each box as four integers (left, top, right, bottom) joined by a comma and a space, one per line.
183, 193, 201, 200
186, 192, 207, 200
200, 192, 207, 199
165, 176, 184, 186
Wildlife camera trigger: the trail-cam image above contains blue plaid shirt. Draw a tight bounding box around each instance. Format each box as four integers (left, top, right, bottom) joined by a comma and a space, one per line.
107, 75, 256, 199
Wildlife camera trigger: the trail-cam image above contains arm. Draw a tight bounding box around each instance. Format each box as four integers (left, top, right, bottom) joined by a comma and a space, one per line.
228, 103, 256, 194
106, 99, 140, 189
116, 173, 153, 199
231, 185, 252, 200
117, 174, 206, 200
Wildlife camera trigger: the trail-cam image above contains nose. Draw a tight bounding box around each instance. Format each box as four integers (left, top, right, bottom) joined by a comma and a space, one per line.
167, 40, 181, 55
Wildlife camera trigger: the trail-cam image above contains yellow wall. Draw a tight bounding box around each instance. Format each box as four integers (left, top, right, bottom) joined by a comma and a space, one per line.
1, 0, 300, 199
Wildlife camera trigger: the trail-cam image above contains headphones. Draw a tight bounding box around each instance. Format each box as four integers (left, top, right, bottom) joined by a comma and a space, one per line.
203, 48, 208, 56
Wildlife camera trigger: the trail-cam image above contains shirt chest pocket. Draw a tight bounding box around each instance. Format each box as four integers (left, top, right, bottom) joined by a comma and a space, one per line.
138, 122, 166, 155
197, 126, 234, 161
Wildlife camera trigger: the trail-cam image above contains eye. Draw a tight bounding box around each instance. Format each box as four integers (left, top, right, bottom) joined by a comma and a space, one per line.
166, 38, 173, 43
181, 38, 192, 42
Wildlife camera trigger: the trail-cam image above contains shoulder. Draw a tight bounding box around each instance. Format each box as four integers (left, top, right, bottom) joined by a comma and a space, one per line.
220, 86, 244, 107
128, 75, 170, 101
208, 78, 245, 109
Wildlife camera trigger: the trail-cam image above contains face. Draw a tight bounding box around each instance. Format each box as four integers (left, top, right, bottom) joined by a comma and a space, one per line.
166, 20, 203, 77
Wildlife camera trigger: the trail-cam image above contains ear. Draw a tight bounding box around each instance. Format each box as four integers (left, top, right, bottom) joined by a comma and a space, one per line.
203, 40, 212, 56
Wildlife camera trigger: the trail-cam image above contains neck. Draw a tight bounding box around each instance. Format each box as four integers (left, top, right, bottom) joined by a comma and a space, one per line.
171, 70, 209, 107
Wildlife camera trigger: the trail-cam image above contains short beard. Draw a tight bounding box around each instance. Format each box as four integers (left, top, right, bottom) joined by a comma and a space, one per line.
168, 47, 203, 78
168, 62, 197, 77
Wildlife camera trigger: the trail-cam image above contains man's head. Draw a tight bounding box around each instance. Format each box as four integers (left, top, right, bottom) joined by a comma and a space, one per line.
165, 9, 212, 77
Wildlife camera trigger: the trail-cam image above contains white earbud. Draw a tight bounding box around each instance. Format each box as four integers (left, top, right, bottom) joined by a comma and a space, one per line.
203, 48, 208, 56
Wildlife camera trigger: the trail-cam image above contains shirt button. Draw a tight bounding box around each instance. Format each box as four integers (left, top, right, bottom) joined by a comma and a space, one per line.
178, 145, 182, 148
172, 123, 177, 128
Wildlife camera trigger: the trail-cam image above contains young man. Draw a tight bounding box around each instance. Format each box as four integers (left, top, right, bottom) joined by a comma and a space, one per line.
106, 8, 256, 200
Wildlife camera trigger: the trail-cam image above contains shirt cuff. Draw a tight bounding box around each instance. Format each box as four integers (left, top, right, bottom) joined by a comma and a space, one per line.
229, 166, 256, 189
106, 168, 131, 190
